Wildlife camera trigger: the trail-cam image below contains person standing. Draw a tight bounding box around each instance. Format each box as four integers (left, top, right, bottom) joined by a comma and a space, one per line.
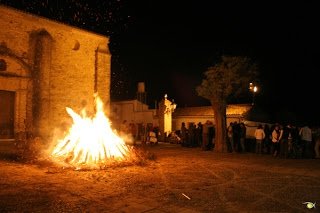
129, 121, 137, 145
232, 121, 241, 152
188, 123, 196, 147
239, 122, 246, 153
263, 124, 271, 154
140, 123, 147, 145
207, 121, 215, 150
180, 122, 188, 147
254, 124, 265, 154
314, 127, 320, 159
227, 122, 234, 153
286, 124, 294, 158
299, 124, 312, 158
196, 122, 203, 147
280, 124, 292, 158
202, 121, 209, 150
271, 124, 282, 157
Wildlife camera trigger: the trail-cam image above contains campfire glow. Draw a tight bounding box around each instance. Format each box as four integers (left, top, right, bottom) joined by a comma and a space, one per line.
51, 95, 129, 168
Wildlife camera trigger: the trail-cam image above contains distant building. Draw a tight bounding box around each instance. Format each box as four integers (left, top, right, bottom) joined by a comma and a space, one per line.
172, 104, 252, 131
111, 93, 252, 140
0, 6, 111, 143
110, 99, 158, 129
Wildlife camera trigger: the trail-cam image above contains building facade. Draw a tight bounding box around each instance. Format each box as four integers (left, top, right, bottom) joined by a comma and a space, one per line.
111, 96, 252, 140
110, 99, 158, 130
0, 6, 111, 143
172, 104, 252, 131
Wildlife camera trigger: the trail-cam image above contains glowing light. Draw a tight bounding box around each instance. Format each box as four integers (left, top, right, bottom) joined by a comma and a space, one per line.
50, 94, 129, 168
253, 86, 258, 93
249, 83, 258, 105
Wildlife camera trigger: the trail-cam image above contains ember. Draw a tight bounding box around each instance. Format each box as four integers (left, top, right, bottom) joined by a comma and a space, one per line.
50, 94, 129, 168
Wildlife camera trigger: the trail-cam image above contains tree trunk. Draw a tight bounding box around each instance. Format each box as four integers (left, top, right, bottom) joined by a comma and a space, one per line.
212, 101, 227, 152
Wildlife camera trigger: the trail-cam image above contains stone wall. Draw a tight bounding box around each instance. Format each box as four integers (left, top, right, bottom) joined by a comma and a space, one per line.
0, 5, 111, 142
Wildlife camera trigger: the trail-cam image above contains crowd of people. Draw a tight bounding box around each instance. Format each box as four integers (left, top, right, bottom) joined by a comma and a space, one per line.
119, 120, 160, 145
117, 119, 320, 159
175, 120, 320, 159
227, 121, 320, 159
176, 121, 215, 151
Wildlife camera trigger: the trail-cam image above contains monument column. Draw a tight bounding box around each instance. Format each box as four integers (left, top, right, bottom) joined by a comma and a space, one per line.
158, 94, 177, 141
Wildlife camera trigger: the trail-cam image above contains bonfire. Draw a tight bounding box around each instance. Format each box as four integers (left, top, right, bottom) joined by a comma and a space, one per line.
50, 94, 130, 169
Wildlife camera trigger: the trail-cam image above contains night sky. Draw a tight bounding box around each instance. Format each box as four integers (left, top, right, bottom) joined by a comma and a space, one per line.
1, 1, 319, 124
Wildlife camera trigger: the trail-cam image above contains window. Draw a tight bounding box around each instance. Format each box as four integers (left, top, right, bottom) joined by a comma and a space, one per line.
72, 40, 80, 51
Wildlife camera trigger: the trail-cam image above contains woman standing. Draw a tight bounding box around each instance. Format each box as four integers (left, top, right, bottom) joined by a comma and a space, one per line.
271, 124, 282, 157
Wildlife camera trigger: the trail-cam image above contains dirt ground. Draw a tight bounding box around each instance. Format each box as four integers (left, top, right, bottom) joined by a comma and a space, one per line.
0, 142, 319, 213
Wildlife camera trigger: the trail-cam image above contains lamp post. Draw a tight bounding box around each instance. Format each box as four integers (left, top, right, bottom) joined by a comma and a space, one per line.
249, 83, 258, 105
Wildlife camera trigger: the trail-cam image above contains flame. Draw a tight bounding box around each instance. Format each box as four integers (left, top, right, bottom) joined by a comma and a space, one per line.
51, 94, 129, 168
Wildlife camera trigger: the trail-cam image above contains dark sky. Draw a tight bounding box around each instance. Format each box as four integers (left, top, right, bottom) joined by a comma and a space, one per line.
114, 1, 319, 123
1, 1, 319, 123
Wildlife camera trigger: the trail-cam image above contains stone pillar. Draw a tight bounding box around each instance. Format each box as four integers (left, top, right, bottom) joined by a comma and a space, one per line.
95, 43, 111, 116
31, 31, 53, 140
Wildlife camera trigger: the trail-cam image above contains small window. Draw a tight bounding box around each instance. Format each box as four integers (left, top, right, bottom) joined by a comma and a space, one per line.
0, 59, 7, 71
72, 40, 80, 51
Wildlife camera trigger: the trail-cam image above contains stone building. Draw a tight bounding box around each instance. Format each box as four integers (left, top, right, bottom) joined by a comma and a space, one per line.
111, 96, 252, 141
172, 104, 252, 132
110, 99, 158, 130
0, 6, 111, 144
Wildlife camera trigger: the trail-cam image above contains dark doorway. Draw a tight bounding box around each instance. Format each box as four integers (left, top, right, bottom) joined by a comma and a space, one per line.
0, 90, 15, 139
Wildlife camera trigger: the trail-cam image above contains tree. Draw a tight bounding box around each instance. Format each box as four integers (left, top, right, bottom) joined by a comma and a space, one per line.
196, 55, 258, 152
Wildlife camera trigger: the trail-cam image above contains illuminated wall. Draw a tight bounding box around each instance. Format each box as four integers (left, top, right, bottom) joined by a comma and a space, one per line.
0, 6, 111, 142
110, 99, 157, 130
172, 104, 252, 131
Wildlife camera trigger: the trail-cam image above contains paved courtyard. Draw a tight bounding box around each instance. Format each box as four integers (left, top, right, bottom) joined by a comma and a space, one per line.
0, 142, 319, 212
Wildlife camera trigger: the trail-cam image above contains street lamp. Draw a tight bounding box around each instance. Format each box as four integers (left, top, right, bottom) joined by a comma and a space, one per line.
249, 83, 258, 105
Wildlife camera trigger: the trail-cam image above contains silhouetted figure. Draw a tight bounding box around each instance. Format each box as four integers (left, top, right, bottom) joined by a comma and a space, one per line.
279, 124, 290, 158
227, 122, 234, 152
207, 122, 215, 150
202, 120, 212, 151
239, 122, 246, 152
271, 124, 281, 157
263, 124, 271, 154
181, 122, 188, 147
314, 127, 320, 159
299, 124, 312, 158
232, 121, 241, 152
188, 123, 196, 147
196, 122, 203, 147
